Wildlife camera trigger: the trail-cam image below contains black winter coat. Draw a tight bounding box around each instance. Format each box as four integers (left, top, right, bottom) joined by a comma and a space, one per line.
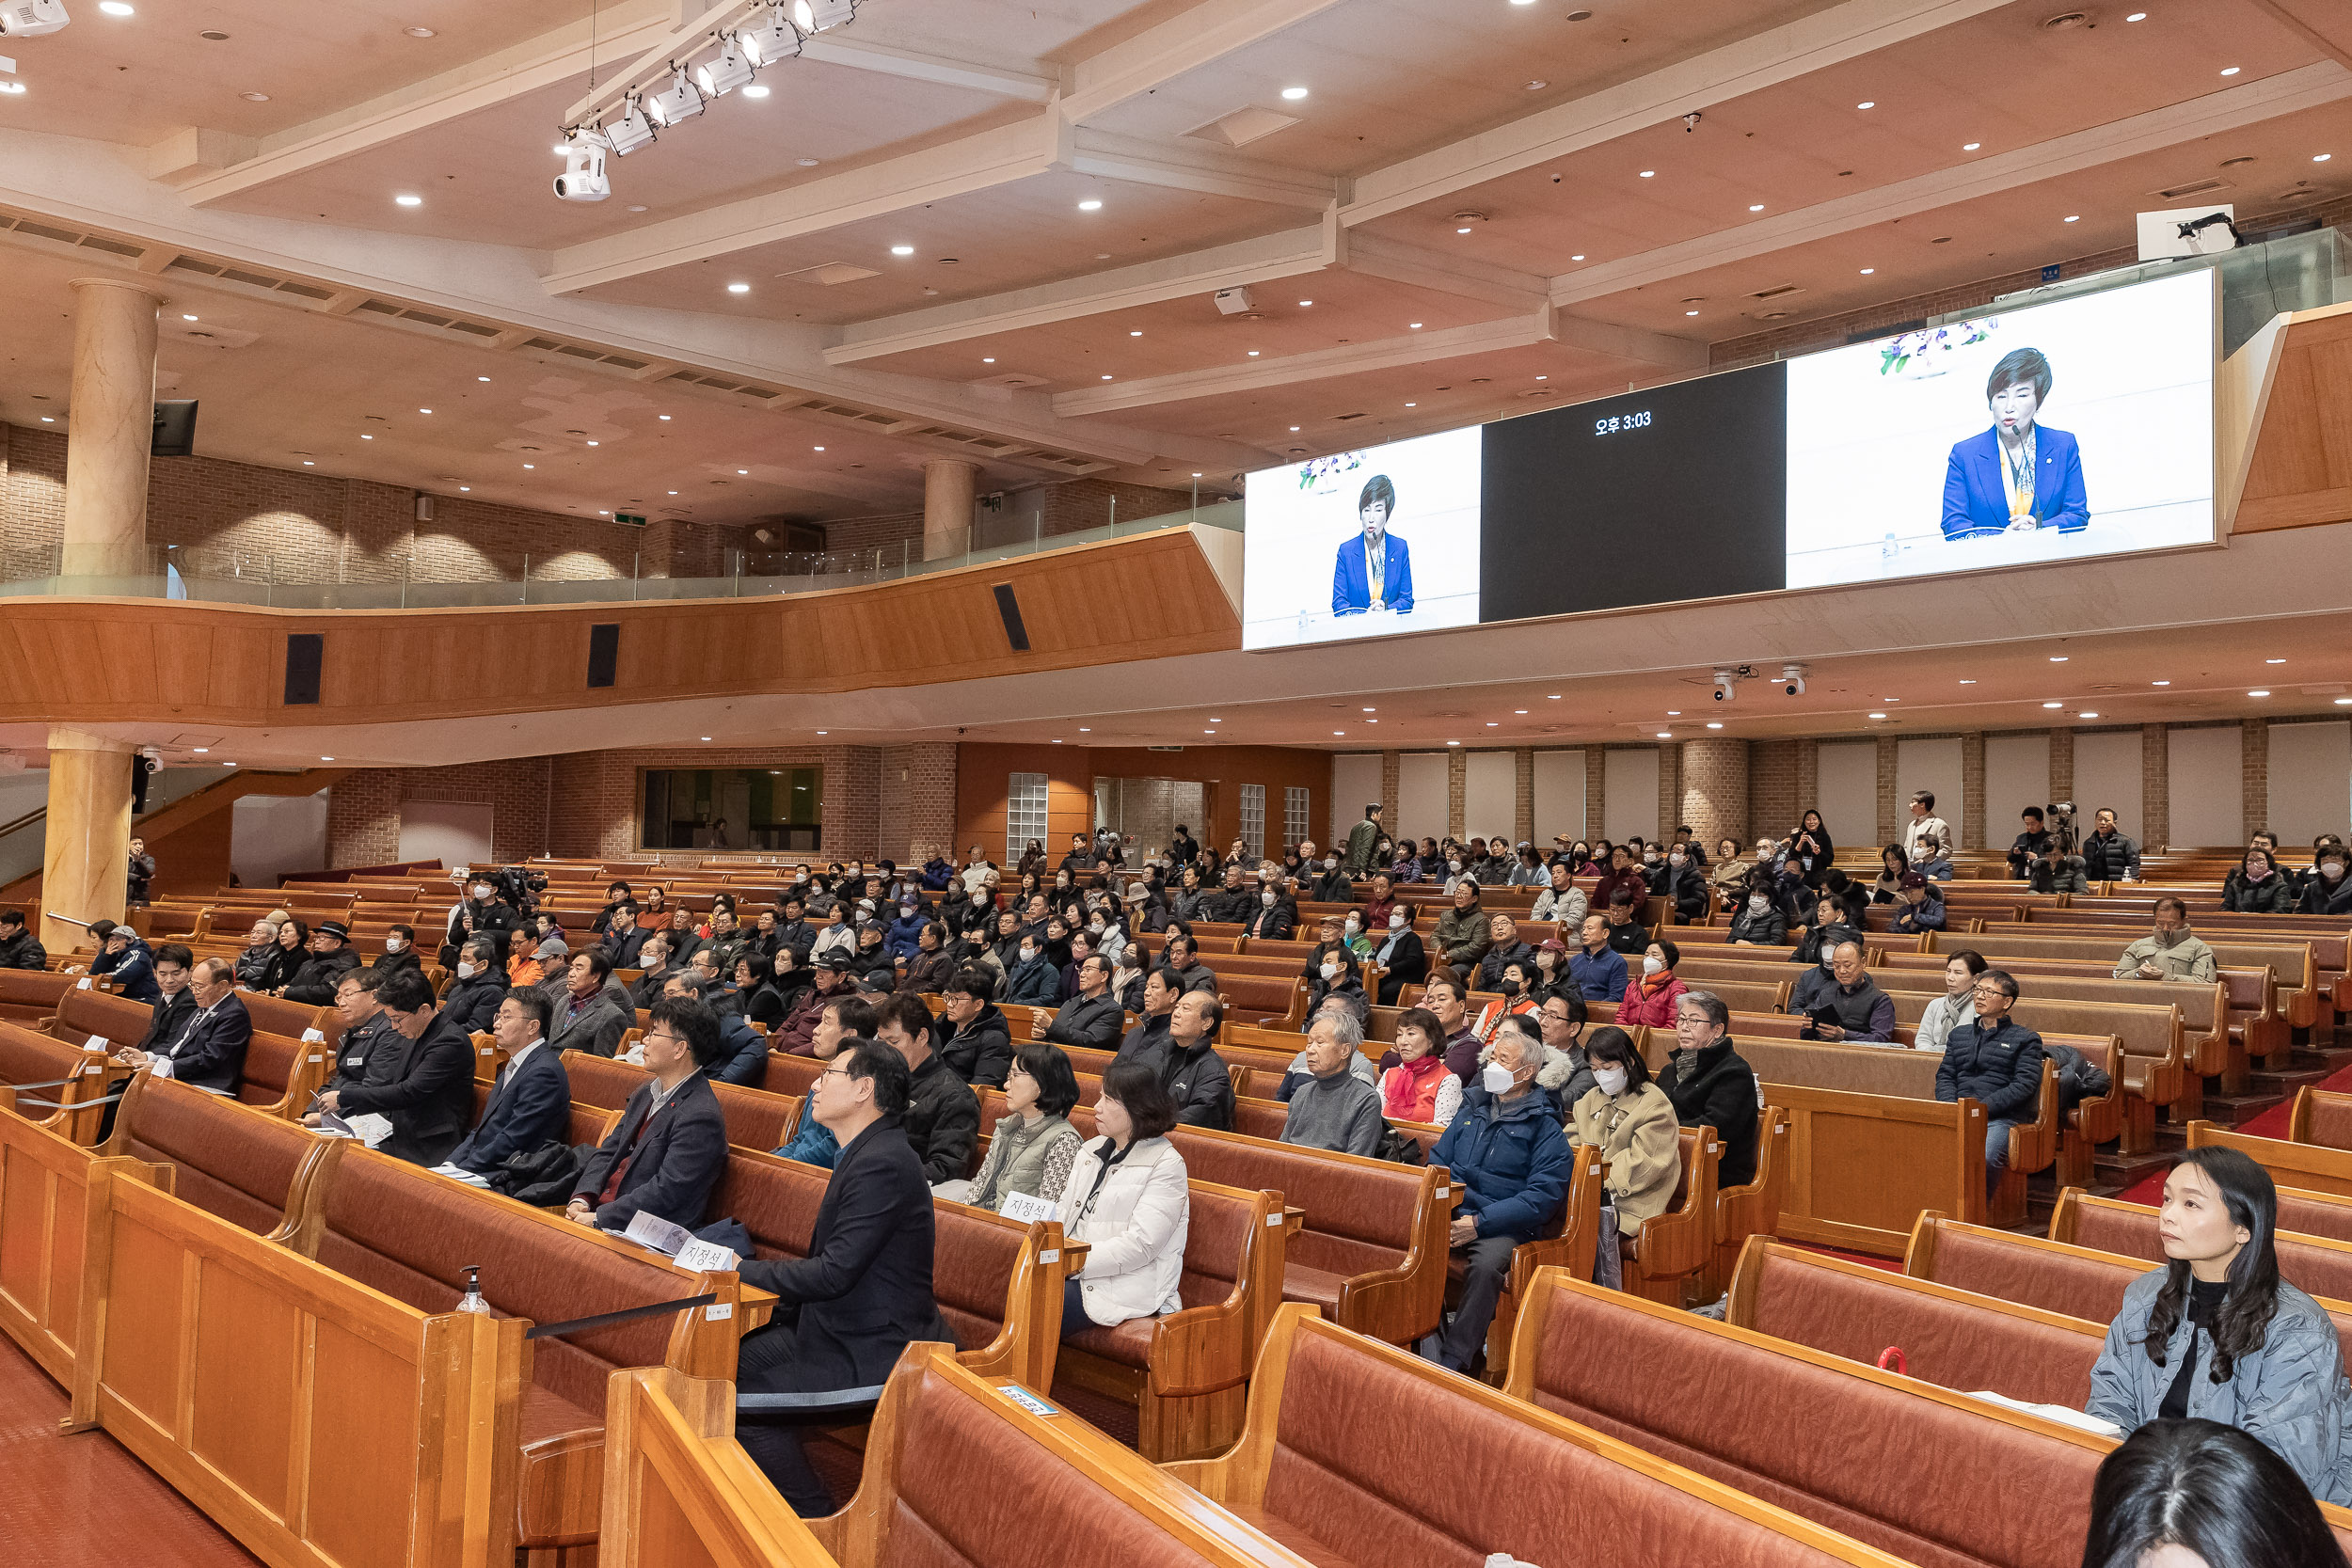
1656, 1037, 1759, 1187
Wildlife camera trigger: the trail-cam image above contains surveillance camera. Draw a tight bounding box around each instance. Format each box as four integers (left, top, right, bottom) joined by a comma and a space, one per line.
1781, 661, 1808, 697
1712, 671, 1737, 704
552, 141, 611, 202
1683, 111, 1701, 132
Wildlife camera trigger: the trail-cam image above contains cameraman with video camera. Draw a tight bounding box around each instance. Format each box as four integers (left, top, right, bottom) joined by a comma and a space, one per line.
439, 868, 521, 970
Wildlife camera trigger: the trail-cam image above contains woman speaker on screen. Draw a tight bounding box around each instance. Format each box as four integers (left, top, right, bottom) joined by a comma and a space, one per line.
1940, 347, 2090, 540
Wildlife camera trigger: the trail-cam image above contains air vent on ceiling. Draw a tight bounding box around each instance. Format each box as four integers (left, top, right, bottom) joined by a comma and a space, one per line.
1333, 412, 1367, 420
1184, 106, 1298, 149
1750, 283, 1804, 300
77, 234, 142, 258
2153, 177, 2231, 201
974, 372, 1049, 389
777, 261, 882, 286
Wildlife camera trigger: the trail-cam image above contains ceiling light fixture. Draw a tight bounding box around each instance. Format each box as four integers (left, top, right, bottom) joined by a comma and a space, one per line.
1749, 203, 1764, 212
2249, 689, 2269, 697
603, 93, 658, 154
2050, 656, 2068, 662
659, 414, 671, 420
740, 83, 770, 98
99, 1, 133, 13
418, 407, 431, 414
1638, 169, 1654, 178
182, 313, 198, 321
742, 3, 803, 64
1707, 721, 1723, 729
2042, 702, 2062, 708
394, 193, 422, 206
1129, 329, 1142, 336
1959, 679, 1976, 685
478, 375, 490, 382
1868, 713, 1887, 721
1078, 198, 1103, 210
2219, 66, 2239, 76
1280, 86, 1309, 100
1856, 100, 1875, 109
1248, 350, 1260, 356
239, 90, 268, 101
2318, 153, 2335, 163
727, 281, 750, 293
1298, 299, 1312, 307
1963, 141, 1980, 150
2064, 214, 2080, 222
1859, 266, 1874, 274
644, 63, 705, 125
2265, 657, 2286, 663
2078, 711, 2100, 719
890, 244, 914, 256
693, 32, 757, 97
404, 24, 435, 36
2125, 10, 2145, 18
0, 82, 25, 94
793, 0, 856, 31
2152, 680, 2169, 686
1409, 322, 1422, 329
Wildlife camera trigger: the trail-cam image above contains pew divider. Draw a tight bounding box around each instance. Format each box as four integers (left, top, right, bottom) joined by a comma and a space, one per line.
597, 1366, 837, 1568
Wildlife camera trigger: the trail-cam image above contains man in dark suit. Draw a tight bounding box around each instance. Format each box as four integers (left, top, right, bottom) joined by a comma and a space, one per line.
314, 969, 473, 1165
134, 942, 199, 1055
733, 1037, 955, 1514
597, 903, 651, 971
567, 995, 728, 1232
113, 956, 250, 1094
445, 990, 571, 1175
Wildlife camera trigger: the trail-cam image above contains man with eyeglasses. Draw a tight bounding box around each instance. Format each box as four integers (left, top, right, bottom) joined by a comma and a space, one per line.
567, 994, 728, 1230
1655, 990, 1759, 1188
1934, 970, 2046, 1198
311, 968, 472, 1165
733, 1036, 956, 1517
1534, 992, 1595, 1113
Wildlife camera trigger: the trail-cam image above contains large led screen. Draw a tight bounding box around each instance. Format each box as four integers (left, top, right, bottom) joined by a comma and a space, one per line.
1784, 269, 2215, 589
1241, 425, 1484, 650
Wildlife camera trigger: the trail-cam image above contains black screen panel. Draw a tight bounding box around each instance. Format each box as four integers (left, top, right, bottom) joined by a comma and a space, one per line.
283, 633, 323, 706
992, 584, 1030, 652
587, 623, 620, 689
1479, 362, 1788, 622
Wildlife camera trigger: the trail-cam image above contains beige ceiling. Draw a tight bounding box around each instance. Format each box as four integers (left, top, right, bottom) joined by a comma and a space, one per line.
0, 0, 2344, 523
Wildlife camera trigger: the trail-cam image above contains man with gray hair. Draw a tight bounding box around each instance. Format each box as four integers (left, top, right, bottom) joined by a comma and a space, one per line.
1279, 1010, 1384, 1157
1655, 989, 1759, 1188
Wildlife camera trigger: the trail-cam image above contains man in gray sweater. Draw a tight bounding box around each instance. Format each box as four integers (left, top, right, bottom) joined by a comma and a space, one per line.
1279, 1011, 1385, 1158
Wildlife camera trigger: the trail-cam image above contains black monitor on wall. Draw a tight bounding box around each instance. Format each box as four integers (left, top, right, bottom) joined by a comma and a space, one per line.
151, 401, 199, 458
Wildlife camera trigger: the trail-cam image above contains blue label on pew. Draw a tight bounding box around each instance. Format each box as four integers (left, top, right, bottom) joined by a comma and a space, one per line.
999, 1386, 1059, 1418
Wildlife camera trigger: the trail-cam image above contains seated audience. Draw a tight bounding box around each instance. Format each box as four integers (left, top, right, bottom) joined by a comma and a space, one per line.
1889, 870, 1947, 933
568, 995, 728, 1229
772, 957, 852, 1054
1876, 842, 1916, 899
135, 942, 198, 1053
1913, 833, 1954, 881
87, 919, 162, 1003
1371, 903, 1427, 1006
776, 997, 879, 1170
2084, 1417, 2348, 1568
1059, 1061, 1190, 1338
1651, 841, 1708, 924
1566, 913, 1629, 1004
2026, 838, 2090, 894
320, 968, 396, 1098
438, 936, 511, 1034
314, 969, 472, 1164
2222, 846, 2296, 913
1043, 954, 1124, 1051
1127, 990, 1233, 1131
1158, 932, 1219, 996
930, 969, 1012, 1088
1791, 891, 1862, 969
373, 925, 421, 978
229, 916, 279, 989
1613, 938, 1688, 1029
1379, 1006, 1453, 1125
1116, 965, 1180, 1061
874, 991, 979, 1185
2086, 1148, 2351, 1506
1705, 837, 1753, 913
1474, 913, 1535, 993
112, 955, 248, 1094
2302, 842, 2352, 916
0, 907, 44, 971
1565, 1025, 1681, 1238
1108, 942, 1150, 1014
1417, 970, 1485, 1084
2114, 898, 2218, 984
659, 974, 767, 1085
940, 1042, 1084, 1210
1433, 880, 1493, 972
1727, 883, 1787, 946
1246, 875, 1297, 941
1656, 990, 1759, 1187
733, 1037, 958, 1517
1934, 969, 2045, 1196
1305, 943, 1370, 1027
547, 950, 631, 1057
1914, 949, 1986, 1054
1531, 863, 1587, 927
1423, 1018, 1570, 1373
1590, 844, 1645, 911
278, 919, 359, 1005
597, 903, 650, 969
1600, 890, 1648, 957
1797, 942, 1895, 1043
731, 952, 788, 1027
444, 990, 570, 1175
1276, 1012, 1384, 1156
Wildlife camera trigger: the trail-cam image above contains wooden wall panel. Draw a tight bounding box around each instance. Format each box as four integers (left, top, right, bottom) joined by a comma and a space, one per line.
2238, 304, 2352, 534
0, 529, 1239, 730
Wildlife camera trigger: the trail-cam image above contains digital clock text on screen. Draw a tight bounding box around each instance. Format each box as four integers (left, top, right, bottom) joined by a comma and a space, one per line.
1595, 410, 1654, 436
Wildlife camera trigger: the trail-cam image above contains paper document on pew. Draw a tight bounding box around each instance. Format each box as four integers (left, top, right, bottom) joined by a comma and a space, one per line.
427, 1163, 493, 1188
622, 1210, 694, 1258
1965, 1391, 2124, 1436
313, 1111, 396, 1148
675, 1239, 739, 1274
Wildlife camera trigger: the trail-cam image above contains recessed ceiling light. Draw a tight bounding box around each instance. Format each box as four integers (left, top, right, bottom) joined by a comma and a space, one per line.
1362, 707, 1375, 712
1486, 721, 1500, 727
2078, 711, 2100, 719
1657, 731, 1673, 738
2219, 66, 2239, 76
1204, 729, 1216, 735
1959, 679, 1976, 685
2265, 657, 2286, 663
659, 414, 671, 420
1280, 86, 1309, 100
1409, 322, 1422, 329
0, 82, 26, 94
890, 245, 914, 256
1405, 402, 1416, 407
2050, 656, 2068, 662
1868, 711, 1888, 720
1079, 728, 1090, 733
1859, 267, 1875, 275
2249, 689, 2270, 697
1456, 226, 1473, 234
404, 24, 436, 38
240, 90, 269, 102
1686, 309, 1699, 316
1516, 709, 1529, 715
458, 486, 469, 492
817, 731, 828, 736
1857, 100, 1875, 109
1524, 79, 1547, 90
740, 84, 770, 98
814, 445, 824, 451
1298, 299, 1312, 307
2126, 10, 2145, 19
2336, 698, 2352, 705
1447, 740, 1460, 746
1534, 374, 1548, 380
1638, 169, 1654, 178
2317, 154, 2335, 163
585, 439, 597, 446
1248, 350, 1261, 356
1130, 329, 1143, 336
523, 463, 533, 468
668, 490, 677, 495
1290, 426, 1300, 432
100, 1, 134, 13
1547, 694, 1561, 699
1570, 253, 1584, 261
1706, 721, 1723, 729
192, 748, 208, 754
1078, 198, 1103, 211
738, 468, 749, 474
1101, 373, 1113, 380
2064, 214, 2080, 222
1333, 731, 1346, 736
2042, 702, 2063, 708
360, 433, 373, 439
1963, 142, 1980, 150
394, 194, 422, 206
727, 282, 751, 293
1748, 203, 1764, 212
477, 375, 489, 382
2152, 680, 2169, 686
982, 357, 995, 363
182, 313, 199, 321
320, 756, 335, 762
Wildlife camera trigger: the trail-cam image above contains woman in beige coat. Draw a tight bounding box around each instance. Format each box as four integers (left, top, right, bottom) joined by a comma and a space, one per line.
1564, 1026, 1682, 1236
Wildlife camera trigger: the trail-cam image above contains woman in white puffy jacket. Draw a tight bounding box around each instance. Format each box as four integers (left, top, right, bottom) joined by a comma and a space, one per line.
1057, 1059, 1190, 1336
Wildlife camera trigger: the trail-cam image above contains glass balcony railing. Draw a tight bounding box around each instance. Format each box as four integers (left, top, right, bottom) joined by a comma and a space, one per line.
0, 500, 1243, 610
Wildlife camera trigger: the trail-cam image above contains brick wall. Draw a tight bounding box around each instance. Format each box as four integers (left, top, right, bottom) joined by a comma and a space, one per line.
870, 742, 959, 863
0, 421, 738, 584
1875, 736, 1900, 846
324, 758, 554, 867
1748, 739, 1797, 847
1582, 749, 1606, 843
2142, 723, 2171, 849
1961, 733, 1986, 850
2242, 720, 2268, 843
1678, 738, 1749, 850
1447, 747, 1467, 838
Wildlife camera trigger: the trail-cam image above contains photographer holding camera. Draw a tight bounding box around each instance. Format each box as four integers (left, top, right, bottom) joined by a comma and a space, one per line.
439, 868, 521, 970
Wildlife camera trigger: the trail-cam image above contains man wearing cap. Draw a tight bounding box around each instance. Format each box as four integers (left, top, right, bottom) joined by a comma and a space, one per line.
1889, 871, 1947, 935
87, 919, 162, 1004
1344, 803, 1384, 876
280, 919, 361, 1004
774, 956, 855, 1054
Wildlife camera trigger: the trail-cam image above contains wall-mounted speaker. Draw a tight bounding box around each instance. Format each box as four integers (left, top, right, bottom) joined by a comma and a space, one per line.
991, 584, 1029, 652
587, 623, 620, 689
284, 633, 323, 705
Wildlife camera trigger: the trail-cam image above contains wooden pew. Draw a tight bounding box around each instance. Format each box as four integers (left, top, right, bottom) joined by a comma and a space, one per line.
596, 1366, 838, 1568
2292, 1085, 2352, 1150
2187, 1118, 2352, 1198
1727, 1237, 2105, 1409
0, 967, 76, 1026
2058, 1176, 2352, 1248
1052, 1180, 1290, 1464
1939, 929, 2318, 1057
0, 1019, 115, 1144
2045, 1186, 2352, 1302
0, 1089, 162, 1380
1708, 1103, 1792, 1301
1171, 1303, 1914, 1566
562, 1049, 804, 1152
1623, 1126, 1723, 1308
100, 1071, 342, 1243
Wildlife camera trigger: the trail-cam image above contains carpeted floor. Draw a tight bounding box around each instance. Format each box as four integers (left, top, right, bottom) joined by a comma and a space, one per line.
2113, 1056, 2352, 1207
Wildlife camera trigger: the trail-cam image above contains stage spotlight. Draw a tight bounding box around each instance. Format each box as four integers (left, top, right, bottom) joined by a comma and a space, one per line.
553, 135, 611, 201
742, 2, 803, 64
693, 32, 755, 98
644, 62, 704, 125
603, 92, 656, 154
793, 0, 855, 32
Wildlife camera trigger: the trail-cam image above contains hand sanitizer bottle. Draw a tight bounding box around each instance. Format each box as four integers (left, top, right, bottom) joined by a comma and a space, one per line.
456, 1264, 491, 1315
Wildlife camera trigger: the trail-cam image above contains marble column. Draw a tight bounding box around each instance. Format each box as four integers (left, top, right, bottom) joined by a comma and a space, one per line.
40, 725, 135, 956
62, 277, 164, 578
922, 458, 979, 562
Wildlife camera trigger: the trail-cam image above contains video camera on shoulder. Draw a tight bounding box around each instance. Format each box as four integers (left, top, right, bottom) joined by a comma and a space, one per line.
490, 864, 548, 911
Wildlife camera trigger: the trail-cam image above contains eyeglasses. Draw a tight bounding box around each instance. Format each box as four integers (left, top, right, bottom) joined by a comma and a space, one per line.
644, 1030, 683, 1047
1970, 985, 2010, 1001
816, 1066, 856, 1082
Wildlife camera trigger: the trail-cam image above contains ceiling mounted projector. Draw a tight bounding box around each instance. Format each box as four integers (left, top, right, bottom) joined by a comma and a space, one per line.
693, 32, 756, 98
742, 2, 803, 64
793, 0, 856, 32
0, 0, 71, 37
644, 62, 704, 126
1214, 286, 1255, 316
602, 93, 656, 155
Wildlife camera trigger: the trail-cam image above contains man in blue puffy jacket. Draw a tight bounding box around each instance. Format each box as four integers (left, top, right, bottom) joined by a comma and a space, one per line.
1934, 968, 2046, 1198
1423, 1025, 1569, 1374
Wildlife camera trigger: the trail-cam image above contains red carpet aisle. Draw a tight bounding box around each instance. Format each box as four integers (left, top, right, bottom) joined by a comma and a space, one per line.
2113, 1058, 2352, 1207
0, 1334, 261, 1566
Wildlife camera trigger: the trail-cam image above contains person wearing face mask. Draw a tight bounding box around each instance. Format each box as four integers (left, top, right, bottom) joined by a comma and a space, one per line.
440, 874, 516, 970
1531, 862, 1587, 927
1310, 846, 1355, 904
1565, 1026, 1680, 1246
1613, 940, 1690, 1029
2115, 898, 2220, 985
2300, 845, 2352, 917
1371, 902, 1427, 1006
370, 924, 422, 981
1727, 885, 1788, 947
1247, 873, 1298, 941
1646, 842, 1708, 925
1421, 1015, 1571, 1374
2222, 847, 2296, 914
1301, 945, 1370, 1031
1000, 929, 1062, 1007
438, 935, 513, 1034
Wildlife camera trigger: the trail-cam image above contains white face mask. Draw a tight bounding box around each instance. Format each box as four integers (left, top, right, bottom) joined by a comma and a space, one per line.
1593, 1066, 1629, 1099
1669, 853, 1685, 866
1320, 961, 1340, 980
1481, 1062, 1516, 1095
1263, 891, 1278, 907
1642, 956, 1664, 975
1448, 859, 1463, 875
471, 887, 492, 902
456, 961, 477, 979
1748, 895, 1769, 912
1644, 850, 1660, 863
1019, 946, 1038, 963
1343, 917, 1360, 934
1089, 920, 1105, 935
1756, 850, 1772, 863
1388, 913, 1406, 930
384, 938, 406, 953
2327, 863, 2347, 882
1324, 857, 1338, 871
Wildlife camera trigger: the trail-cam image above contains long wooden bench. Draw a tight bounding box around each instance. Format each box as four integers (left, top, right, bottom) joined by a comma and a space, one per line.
2293, 1085, 2352, 1150
2058, 1177, 2352, 1247
0, 1019, 115, 1144
2043, 1185, 2352, 1302
0, 1092, 163, 1380
99, 1070, 342, 1243
1727, 1237, 2105, 1411
1170, 1303, 1913, 1566
0, 968, 76, 1026
43, 987, 328, 1121
1937, 928, 2318, 1058
2187, 1117, 2352, 1198
563, 1050, 803, 1151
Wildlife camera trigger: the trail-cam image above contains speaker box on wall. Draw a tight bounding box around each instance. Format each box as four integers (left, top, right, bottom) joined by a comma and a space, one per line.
587, 623, 620, 689
284, 633, 323, 705
992, 584, 1030, 652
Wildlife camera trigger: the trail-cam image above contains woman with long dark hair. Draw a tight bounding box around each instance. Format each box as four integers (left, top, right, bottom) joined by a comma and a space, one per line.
2086, 1147, 2351, 1502
2080, 1417, 2348, 1568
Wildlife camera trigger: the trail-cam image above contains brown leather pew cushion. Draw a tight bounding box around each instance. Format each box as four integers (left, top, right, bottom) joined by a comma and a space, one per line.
1524, 1288, 2102, 1568
1262, 1318, 1870, 1568
0, 1022, 90, 1120
2065, 1201, 2352, 1307
564, 1053, 651, 1113
2308, 1095, 2352, 1152
123, 1080, 312, 1235
1064, 1186, 1250, 1372
1922, 1227, 2144, 1324
1173, 1136, 1421, 1304
235, 1030, 306, 1109
889, 1364, 1229, 1568
710, 1081, 794, 1151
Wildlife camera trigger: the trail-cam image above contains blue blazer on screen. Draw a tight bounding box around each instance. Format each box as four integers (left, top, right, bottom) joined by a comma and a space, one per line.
1331, 532, 1414, 614
1941, 425, 2089, 540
